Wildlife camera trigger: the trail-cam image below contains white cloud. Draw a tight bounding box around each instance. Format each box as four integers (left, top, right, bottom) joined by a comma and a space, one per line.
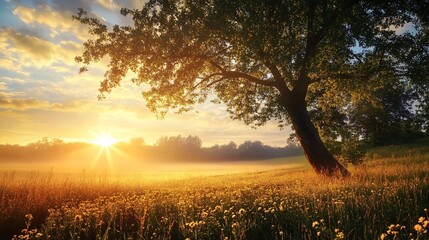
0, 82, 7, 91
8, 29, 54, 61
0, 92, 89, 111
12, 4, 91, 41
97, 0, 117, 10
389, 22, 416, 35
0, 27, 88, 73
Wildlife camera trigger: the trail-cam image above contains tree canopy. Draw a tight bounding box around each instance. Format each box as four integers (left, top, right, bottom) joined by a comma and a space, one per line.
74, 0, 429, 176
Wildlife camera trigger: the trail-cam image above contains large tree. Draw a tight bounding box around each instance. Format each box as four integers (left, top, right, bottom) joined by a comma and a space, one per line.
74, 0, 428, 176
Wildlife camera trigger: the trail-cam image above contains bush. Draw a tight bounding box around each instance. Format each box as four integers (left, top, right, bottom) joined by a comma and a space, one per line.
339, 140, 366, 165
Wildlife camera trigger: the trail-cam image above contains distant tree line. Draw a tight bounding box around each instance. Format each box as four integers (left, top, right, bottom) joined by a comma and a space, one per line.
0, 137, 88, 162
148, 135, 302, 161
0, 136, 302, 162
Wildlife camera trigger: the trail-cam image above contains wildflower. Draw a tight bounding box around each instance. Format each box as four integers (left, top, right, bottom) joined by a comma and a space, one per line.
25, 214, 33, 221
419, 217, 425, 223
380, 233, 388, 240
335, 231, 345, 239
423, 220, 429, 228
36, 233, 43, 238
74, 214, 82, 221
312, 221, 319, 228
238, 208, 246, 215
279, 231, 284, 236
414, 224, 423, 233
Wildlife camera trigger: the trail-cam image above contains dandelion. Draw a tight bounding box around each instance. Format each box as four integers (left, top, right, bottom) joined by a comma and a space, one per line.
25, 214, 33, 221
74, 214, 83, 221
279, 231, 284, 236
312, 221, 319, 228
414, 224, 423, 233
238, 208, 246, 215
335, 231, 345, 239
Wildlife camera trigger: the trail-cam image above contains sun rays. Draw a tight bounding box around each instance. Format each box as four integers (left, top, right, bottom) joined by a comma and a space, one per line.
94, 135, 117, 148
90, 134, 129, 172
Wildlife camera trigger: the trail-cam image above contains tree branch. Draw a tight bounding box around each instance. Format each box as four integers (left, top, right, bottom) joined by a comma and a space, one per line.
207, 76, 228, 87
222, 71, 277, 87
295, 0, 359, 95
264, 62, 292, 96
189, 70, 276, 94
192, 72, 224, 90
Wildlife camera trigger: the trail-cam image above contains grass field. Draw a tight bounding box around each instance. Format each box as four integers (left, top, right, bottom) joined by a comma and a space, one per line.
1, 141, 429, 240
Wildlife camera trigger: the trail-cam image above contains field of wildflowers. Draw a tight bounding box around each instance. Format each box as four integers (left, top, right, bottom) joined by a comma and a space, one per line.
1, 143, 429, 240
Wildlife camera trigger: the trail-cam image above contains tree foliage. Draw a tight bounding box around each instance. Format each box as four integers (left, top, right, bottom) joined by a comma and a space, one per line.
73, 0, 429, 174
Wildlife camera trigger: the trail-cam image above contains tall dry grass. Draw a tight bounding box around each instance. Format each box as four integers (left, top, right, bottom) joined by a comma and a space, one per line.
1, 149, 429, 239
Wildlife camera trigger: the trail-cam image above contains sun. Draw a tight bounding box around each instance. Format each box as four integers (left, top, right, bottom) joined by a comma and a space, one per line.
94, 135, 117, 148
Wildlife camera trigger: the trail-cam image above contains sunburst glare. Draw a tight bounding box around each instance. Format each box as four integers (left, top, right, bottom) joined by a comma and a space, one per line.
94, 135, 117, 148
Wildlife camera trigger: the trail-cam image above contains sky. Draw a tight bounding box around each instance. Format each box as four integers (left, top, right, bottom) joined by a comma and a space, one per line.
0, 0, 292, 147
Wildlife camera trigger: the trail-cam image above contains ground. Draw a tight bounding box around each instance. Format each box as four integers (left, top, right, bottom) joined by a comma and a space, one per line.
1, 138, 429, 239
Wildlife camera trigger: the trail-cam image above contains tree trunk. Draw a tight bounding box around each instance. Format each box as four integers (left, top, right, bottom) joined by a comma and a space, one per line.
285, 99, 350, 177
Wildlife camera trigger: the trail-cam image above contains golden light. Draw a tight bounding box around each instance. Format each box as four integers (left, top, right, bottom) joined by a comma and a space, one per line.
94, 135, 117, 148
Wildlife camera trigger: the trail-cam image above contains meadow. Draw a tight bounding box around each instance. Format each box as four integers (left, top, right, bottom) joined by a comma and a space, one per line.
1, 140, 429, 240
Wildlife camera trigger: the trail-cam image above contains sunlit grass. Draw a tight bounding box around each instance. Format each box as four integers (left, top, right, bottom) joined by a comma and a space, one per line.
2, 149, 429, 239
